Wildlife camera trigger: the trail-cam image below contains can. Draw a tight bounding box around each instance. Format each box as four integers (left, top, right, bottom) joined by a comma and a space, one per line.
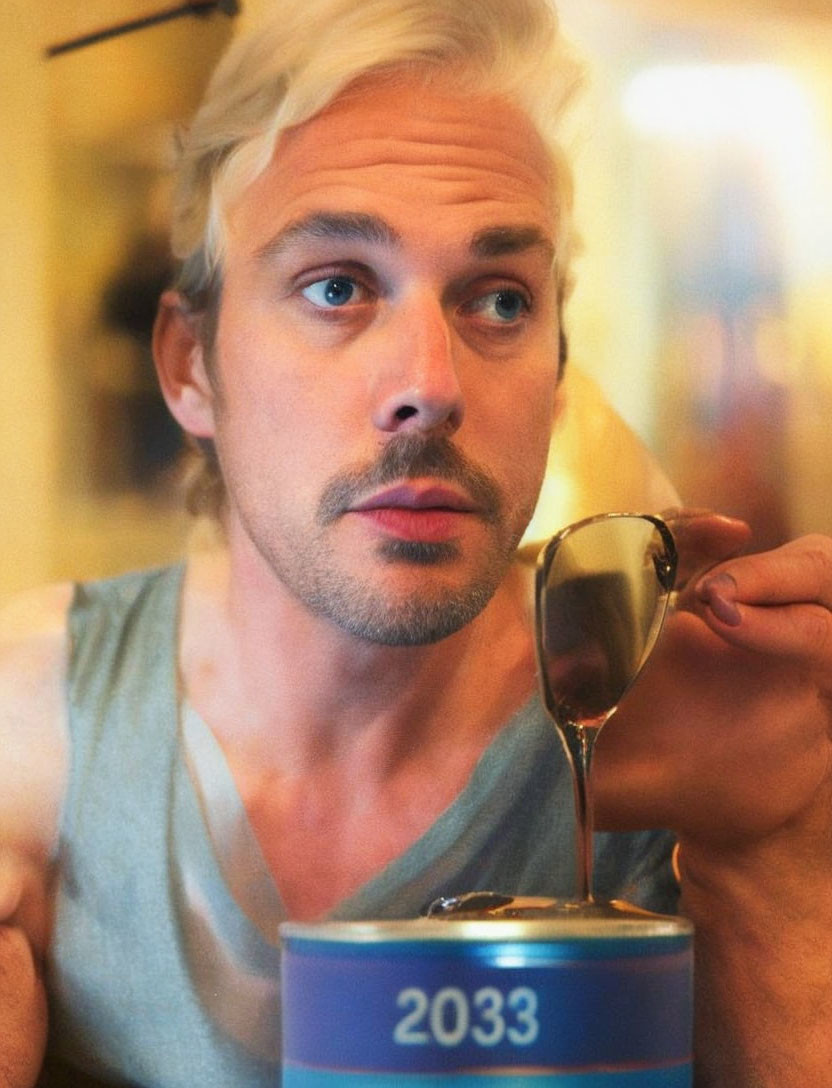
281, 914, 693, 1086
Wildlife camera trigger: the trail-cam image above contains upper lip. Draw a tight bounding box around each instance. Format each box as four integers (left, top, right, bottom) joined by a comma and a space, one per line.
351, 483, 478, 513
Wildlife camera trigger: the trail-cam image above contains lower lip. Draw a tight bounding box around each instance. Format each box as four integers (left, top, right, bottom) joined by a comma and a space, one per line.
354, 507, 471, 542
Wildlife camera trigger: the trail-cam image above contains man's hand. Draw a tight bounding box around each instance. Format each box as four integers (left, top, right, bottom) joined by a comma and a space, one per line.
0, 585, 71, 1088
0, 925, 46, 1088
596, 518, 832, 844
595, 517, 832, 1086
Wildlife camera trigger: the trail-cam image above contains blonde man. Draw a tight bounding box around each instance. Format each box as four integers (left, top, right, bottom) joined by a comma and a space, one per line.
1, 1, 831, 1085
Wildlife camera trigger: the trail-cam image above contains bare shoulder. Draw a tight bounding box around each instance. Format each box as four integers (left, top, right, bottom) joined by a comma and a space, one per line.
0, 581, 74, 710
0, 581, 73, 641
0, 583, 73, 866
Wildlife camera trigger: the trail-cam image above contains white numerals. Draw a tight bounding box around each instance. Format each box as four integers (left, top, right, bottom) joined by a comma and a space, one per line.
393, 985, 540, 1049
393, 988, 431, 1045
471, 987, 505, 1047
507, 985, 539, 1046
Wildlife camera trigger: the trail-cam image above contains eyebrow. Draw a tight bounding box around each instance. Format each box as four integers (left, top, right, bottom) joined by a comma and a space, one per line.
256, 212, 555, 265
470, 225, 555, 264
256, 212, 402, 262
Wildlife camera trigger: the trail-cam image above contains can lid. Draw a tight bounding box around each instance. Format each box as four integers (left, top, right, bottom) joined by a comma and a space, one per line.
280, 914, 692, 944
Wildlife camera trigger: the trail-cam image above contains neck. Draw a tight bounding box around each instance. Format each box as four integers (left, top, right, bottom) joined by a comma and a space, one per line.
179, 535, 537, 778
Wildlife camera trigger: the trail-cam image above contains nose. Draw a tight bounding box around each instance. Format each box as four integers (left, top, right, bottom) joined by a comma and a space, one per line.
372, 291, 465, 435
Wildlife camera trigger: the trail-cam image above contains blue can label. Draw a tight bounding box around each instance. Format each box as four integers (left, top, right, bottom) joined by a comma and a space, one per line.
285, 1074, 688, 1087
282, 923, 692, 1086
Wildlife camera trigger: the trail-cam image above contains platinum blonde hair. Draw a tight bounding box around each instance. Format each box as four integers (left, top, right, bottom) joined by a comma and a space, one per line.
171, 0, 584, 306
169, 0, 583, 514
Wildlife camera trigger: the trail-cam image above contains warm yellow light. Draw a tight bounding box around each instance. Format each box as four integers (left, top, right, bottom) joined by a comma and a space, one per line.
622, 63, 832, 279
622, 63, 812, 146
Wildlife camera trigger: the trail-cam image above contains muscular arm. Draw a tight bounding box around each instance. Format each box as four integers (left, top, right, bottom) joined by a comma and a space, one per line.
596, 527, 832, 1086
0, 585, 72, 1088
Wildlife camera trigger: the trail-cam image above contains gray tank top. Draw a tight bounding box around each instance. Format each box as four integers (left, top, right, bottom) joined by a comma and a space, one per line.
46, 565, 677, 1087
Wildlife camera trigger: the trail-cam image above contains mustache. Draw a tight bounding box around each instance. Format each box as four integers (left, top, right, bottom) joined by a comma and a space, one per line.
317, 435, 503, 526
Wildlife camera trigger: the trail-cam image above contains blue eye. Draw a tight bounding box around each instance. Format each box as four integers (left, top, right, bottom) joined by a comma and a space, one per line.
471, 289, 529, 324
302, 277, 358, 307
491, 290, 526, 321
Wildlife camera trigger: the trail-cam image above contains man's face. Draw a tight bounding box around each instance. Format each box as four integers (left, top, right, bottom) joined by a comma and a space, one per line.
206, 73, 562, 644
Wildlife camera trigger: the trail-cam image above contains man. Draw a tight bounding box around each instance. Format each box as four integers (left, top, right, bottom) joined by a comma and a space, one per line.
1, 0, 831, 1085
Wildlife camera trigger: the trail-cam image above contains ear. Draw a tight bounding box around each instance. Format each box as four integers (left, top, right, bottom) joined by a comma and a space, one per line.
152, 290, 216, 438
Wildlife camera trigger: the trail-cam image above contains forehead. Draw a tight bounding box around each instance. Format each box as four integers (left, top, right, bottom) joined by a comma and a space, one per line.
226, 73, 559, 258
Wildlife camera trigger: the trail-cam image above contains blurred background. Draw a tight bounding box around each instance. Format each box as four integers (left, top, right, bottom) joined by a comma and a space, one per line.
2, 0, 831, 598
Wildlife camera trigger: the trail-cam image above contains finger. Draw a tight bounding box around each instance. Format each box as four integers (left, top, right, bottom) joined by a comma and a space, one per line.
696, 535, 832, 611
0, 924, 48, 1086
691, 538, 832, 665
661, 509, 751, 589
696, 597, 832, 668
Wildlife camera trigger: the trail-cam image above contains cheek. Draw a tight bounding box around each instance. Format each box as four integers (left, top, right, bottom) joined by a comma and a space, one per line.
211, 350, 363, 513
515, 390, 560, 521
215, 290, 359, 423
461, 375, 556, 535
213, 307, 311, 437
496, 368, 558, 479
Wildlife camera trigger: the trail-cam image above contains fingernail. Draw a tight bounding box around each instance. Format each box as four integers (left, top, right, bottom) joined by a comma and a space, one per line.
698, 573, 742, 627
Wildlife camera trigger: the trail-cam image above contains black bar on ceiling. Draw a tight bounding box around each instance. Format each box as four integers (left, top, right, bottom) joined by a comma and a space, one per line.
45, 0, 240, 59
